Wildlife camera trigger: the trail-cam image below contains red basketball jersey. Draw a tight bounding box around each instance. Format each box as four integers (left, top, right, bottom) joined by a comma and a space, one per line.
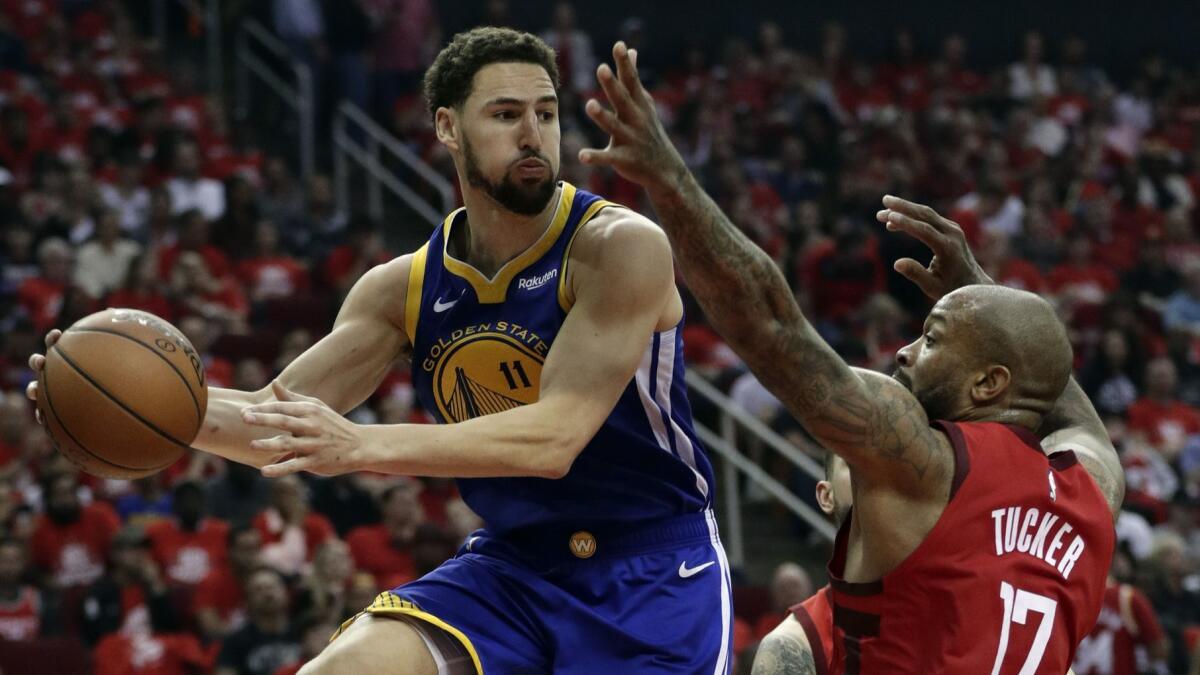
827, 421, 1115, 674
790, 585, 835, 675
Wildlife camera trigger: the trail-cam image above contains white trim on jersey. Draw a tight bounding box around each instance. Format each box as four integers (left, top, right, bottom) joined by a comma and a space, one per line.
705, 509, 734, 675
633, 328, 710, 499
653, 328, 710, 498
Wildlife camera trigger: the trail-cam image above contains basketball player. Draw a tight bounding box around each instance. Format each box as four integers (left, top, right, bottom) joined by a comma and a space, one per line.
581, 42, 1123, 672
751, 451, 850, 675
28, 28, 731, 673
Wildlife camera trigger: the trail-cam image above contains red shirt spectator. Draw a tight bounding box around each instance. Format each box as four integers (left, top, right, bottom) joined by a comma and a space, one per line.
30, 474, 120, 588
321, 221, 390, 293
1048, 235, 1120, 306
94, 631, 212, 675
193, 564, 246, 634
978, 231, 1046, 294
193, 525, 262, 641
346, 483, 424, 589
1127, 357, 1200, 459
994, 257, 1046, 293
1128, 398, 1200, 451
237, 221, 311, 302
146, 514, 229, 588
252, 478, 334, 575
16, 275, 65, 332
1073, 579, 1168, 675
158, 242, 231, 281
345, 523, 415, 590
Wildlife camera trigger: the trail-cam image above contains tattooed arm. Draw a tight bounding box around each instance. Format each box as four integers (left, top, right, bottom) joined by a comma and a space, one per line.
752, 617, 817, 675
578, 42, 951, 494
879, 197, 1124, 517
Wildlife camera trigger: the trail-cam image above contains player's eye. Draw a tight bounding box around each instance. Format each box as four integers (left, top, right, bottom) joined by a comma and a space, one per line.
494, 111, 517, 120
539, 110, 556, 121
924, 333, 936, 345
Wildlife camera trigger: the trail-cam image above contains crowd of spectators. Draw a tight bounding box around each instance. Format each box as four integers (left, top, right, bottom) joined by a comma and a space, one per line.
0, 0, 1197, 672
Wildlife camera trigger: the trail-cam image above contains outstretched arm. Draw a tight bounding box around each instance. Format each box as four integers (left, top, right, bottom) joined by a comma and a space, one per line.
578, 42, 949, 494
880, 197, 1124, 516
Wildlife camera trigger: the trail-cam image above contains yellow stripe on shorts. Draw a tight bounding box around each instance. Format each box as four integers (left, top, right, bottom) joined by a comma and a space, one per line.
333, 591, 484, 675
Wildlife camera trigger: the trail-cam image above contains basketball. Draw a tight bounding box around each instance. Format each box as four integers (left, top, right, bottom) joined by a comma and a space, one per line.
35, 308, 208, 479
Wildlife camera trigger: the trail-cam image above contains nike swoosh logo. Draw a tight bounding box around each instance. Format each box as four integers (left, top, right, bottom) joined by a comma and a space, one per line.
678, 560, 716, 578
433, 293, 462, 313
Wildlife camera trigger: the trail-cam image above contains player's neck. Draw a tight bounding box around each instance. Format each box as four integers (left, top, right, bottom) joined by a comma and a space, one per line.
457, 184, 560, 278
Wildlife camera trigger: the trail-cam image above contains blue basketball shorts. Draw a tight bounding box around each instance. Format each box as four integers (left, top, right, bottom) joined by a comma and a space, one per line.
353, 510, 734, 674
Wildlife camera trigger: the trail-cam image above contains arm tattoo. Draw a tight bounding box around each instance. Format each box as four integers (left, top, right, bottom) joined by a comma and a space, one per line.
646, 176, 942, 482
752, 631, 817, 675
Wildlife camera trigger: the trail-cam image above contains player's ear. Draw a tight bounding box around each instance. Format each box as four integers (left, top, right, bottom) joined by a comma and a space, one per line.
970, 364, 1011, 404
435, 107, 460, 151
815, 480, 835, 517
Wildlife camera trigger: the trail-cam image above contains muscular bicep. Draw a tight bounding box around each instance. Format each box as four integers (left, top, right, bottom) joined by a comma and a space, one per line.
275, 256, 411, 413
538, 215, 676, 445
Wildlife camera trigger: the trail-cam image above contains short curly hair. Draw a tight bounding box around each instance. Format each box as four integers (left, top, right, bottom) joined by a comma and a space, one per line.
423, 27, 560, 121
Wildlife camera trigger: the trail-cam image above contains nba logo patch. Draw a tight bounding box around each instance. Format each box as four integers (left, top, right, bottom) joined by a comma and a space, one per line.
1048, 472, 1057, 502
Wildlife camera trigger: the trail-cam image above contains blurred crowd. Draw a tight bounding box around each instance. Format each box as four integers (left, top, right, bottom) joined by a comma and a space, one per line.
0, 1, 482, 673
0, 0, 1197, 672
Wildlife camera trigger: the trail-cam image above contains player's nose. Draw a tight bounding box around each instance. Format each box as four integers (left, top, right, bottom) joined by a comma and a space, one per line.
895, 342, 914, 368
517, 109, 542, 151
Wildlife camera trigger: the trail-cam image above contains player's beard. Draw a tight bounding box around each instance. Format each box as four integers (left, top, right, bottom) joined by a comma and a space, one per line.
463, 135, 557, 216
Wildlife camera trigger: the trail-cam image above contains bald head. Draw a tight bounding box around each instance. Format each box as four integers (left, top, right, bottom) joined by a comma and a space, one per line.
938, 285, 1072, 417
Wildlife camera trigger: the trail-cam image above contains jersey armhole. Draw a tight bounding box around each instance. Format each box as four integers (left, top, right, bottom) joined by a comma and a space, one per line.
556, 200, 619, 312
404, 243, 429, 344
793, 600, 830, 675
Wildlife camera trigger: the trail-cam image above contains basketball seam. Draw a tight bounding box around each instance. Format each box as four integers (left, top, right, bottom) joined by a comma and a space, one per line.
52, 344, 196, 451
41, 364, 181, 473
67, 327, 203, 424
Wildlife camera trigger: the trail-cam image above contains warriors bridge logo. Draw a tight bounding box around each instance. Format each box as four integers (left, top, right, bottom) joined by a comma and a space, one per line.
421, 321, 549, 423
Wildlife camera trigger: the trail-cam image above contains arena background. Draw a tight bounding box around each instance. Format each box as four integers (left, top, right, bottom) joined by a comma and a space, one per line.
0, 0, 1196, 673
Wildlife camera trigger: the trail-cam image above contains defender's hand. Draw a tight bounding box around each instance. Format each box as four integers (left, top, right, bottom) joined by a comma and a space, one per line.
876, 195, 993, 300
25, 329, 63, 425
242, 381, 369, 478
580, 42, 689, 194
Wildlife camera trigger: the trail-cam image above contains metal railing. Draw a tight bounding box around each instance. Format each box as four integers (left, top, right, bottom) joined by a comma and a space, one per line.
685, 371, 835, 568
332, 101, 457, 226
234, 19, 315, 180
152, 0, 221, 95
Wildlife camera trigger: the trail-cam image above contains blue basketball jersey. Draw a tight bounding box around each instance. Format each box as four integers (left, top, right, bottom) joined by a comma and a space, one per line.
405, 182, 714, 535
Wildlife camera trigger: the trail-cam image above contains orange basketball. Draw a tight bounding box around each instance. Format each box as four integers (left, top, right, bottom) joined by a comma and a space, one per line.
35, 308, 208, 479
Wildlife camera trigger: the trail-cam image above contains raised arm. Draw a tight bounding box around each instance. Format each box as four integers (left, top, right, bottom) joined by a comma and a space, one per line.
577, 42, 949, 494
241, 210, 678, 479
879, 197, 1124, 516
